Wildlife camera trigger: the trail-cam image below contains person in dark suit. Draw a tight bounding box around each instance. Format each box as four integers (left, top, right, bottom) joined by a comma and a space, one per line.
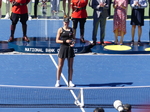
90, 0, 110, 46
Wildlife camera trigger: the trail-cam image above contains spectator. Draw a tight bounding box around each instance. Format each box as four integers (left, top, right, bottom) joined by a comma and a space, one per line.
8, 0, 30, 42
71, 0, 88, 42
4, 0, 10, 19
107, 0, 112, 19
0, 0, 1, 19
130, 0, 147, 46
28, 0, 32, 20
51, 0, 60, 19
123, 104, 132, 112
93, 107, 105, 112
113, 0, 128, 45
148, 0, 150, 19
63, 0, 71, 17
90, 0, 111, 46
41, 0, 47, 17
34, 0, 39, 19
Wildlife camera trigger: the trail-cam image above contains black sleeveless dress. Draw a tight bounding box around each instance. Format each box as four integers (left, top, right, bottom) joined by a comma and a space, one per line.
58, 27, 75, 58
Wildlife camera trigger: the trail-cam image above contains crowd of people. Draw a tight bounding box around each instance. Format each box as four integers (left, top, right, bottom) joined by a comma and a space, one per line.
0, 0, 71, 19
0, 0, 149, 20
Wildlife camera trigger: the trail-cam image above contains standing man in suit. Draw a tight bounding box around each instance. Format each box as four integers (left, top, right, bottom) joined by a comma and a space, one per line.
90, 0, 110, 46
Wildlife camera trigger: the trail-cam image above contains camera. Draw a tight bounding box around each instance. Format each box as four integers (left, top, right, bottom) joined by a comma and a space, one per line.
113, 100, 131, 112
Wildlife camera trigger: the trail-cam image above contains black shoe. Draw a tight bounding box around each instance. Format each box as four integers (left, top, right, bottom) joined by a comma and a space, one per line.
23, 36, 29, 42
131, 40, 134, 46
100, 41, 106, 46
80, 38, 85, 43
8, 36, 14, 42
138, 41, 141, 46
91, 41, 96, 45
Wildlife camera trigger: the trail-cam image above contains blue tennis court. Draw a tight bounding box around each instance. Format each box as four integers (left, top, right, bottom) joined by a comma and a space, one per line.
0, 19, 150, 112
0, 54, 150, 112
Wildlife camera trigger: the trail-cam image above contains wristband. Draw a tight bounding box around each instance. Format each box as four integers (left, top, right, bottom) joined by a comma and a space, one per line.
63, 40, 66, 44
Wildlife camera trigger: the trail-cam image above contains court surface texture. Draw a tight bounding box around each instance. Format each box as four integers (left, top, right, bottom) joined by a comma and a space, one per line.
0, 19, 149, 112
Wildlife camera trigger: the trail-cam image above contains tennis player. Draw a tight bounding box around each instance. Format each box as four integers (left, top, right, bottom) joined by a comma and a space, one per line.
55, 17, 75, 87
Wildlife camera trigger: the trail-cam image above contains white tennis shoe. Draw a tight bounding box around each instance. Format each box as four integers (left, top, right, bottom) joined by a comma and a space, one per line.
55, 83, 60, 87
55, 80, 60, 87
69, 81, 75, 87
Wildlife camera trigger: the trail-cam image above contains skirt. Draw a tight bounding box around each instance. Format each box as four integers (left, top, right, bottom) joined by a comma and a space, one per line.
58, 45, 75, 58
130, 9, 144, 26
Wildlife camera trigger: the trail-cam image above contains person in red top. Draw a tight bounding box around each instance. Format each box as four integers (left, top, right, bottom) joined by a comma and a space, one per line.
71, 0, 88, 42
8, 0, 30, 42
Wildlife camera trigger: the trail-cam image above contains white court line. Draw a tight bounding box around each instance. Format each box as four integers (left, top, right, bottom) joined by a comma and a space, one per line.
49, 54, 85, 112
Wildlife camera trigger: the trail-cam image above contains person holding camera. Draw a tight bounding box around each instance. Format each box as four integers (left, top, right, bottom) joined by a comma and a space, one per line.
93, 107, 105, 112
114, 100, 132, 112
55, 17, 75, 87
